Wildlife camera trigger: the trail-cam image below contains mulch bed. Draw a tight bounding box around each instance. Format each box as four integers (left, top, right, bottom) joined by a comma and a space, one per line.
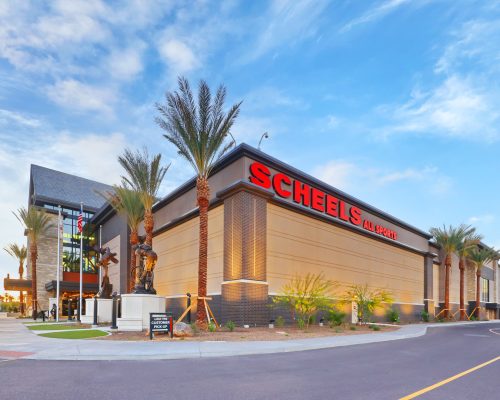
98, 324, 399, 342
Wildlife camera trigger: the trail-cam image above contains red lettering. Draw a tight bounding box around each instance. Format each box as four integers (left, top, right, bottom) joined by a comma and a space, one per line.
326, 195, 338, 217
272, 173, 292, 198
293, 180, 310, 207
249, 162, 271, 189
349, 206, 362, 225
339, 201, 349, 221
311, 188, 325, 212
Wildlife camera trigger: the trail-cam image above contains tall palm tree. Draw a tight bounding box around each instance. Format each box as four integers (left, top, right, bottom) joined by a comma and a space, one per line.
429, 224, 474, 319
14, 207, 52, 319
4, 243, 27, 315
118, 148, 168, 247
468, 246, 499, 318
102, 186, 145, 292
456, 230, 482, 320
156, 76, 241, 326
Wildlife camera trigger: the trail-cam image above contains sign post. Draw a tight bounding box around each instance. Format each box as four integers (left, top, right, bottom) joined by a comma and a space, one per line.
149, 312, 173, 340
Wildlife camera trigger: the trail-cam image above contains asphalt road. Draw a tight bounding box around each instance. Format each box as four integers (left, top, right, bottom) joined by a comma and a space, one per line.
1, 323, 499, 400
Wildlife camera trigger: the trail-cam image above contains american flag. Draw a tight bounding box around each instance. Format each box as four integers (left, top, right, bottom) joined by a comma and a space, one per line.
77, 213, 83, 233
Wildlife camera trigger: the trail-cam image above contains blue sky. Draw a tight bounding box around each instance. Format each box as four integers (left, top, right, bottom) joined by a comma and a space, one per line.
1, 0, 500, 292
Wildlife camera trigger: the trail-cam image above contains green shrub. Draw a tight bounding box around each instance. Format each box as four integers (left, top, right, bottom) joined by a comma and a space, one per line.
420, 310, 430, 322
208, 322, 216, 332
469, 315, 478, 321
386, 308, 400, 323
327, 308, 346, 327
308, 315, 316, 325
225, 320, 235, 332
341, 284, 393, 323
335, 328, 343, 333
297, 318, 305, 329
350, 326, 356, 331
275, 316, 285, 327
372, 325, 381, 331
190, 323, 199, 334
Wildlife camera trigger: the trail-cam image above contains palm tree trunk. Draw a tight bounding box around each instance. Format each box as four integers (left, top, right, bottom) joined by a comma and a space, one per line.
475, 270, 481, 319
129, 230, 139, 293
196, 177, 209, 327
19, 261, 25, 315
144, 209, 154, 247
459, 258, 465, 320
444, 254, 451, 319
30, 244, 37, 320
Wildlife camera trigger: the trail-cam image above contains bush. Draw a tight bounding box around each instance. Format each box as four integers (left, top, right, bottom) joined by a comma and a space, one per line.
327, 308, 346, 327
335, 328, 343, 333
297, 318, 305, 329
341, 284, 394, 324
225, 320, 235, 332
420, 310, 430, 322
208, 322, 216, 332
350, 326, 356, 331
275, 316, 285, 327
386, 308, 400, 323
273, 272, 338, 329
372, 325, 381, 331
190, 323, 199, 334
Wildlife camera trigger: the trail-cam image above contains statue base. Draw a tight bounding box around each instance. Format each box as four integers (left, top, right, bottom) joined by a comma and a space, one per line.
81, 298, 113, 324
117, 294, 166, 331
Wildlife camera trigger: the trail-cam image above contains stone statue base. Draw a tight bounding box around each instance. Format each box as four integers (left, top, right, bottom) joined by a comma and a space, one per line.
81, 298, 113, 324
117, 294, 166, 331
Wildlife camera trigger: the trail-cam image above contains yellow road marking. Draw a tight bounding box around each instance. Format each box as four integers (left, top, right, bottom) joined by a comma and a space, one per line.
400, 356, 500, 399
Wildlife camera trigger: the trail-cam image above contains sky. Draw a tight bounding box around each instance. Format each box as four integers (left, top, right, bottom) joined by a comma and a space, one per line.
1, 0, 500, 294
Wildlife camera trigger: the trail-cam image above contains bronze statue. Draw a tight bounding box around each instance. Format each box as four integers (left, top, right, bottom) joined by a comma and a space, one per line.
132, 244, 157, 294
95, 247, 119, 298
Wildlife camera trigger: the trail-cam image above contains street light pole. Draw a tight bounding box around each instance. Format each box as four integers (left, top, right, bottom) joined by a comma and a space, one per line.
258, 132, 269, 150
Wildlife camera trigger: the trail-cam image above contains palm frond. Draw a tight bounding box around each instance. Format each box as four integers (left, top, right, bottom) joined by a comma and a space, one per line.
13, 207, 53, 243
156, 76, 242, 179
4, 243, 27, 264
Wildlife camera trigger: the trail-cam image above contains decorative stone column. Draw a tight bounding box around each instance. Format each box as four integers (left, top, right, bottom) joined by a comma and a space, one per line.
217, 182, 273, 326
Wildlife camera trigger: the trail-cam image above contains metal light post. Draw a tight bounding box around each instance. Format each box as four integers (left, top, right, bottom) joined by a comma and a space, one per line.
258, 132, 269, 150
56, 206, 62, 322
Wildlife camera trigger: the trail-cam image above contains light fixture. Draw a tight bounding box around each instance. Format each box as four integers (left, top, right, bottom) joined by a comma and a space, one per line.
258, 132, 269, 150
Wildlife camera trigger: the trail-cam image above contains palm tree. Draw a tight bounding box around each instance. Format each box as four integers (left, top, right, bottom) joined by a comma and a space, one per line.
429, 224, 474, 319
102, 186, 145, 292
456, 230, 482, 320
156, 76, 241, 326
468, 246, 499, 318
14, 207, 52, 319
4, 243, 27, 315
118, 148, 168, 247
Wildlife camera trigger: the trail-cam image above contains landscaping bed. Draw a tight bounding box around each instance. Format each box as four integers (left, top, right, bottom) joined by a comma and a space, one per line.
39, 330, 108, 339
99, 324, 398, 341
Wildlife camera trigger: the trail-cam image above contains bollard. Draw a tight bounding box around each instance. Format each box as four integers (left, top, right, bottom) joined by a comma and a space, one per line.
77, 298, 81, 322
186, 292, 191, 324
93, 296, 98, 326
110, 293, 118, 329
68, 298, 73, 321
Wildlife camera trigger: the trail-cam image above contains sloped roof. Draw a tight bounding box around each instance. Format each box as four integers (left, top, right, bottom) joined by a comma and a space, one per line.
30, 164, 113, 211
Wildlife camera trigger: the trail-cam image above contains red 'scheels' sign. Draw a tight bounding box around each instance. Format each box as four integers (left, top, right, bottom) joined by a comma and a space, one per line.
249, 161, 398, 241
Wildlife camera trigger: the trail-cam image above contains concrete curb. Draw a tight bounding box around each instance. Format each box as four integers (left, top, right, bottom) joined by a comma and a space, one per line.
8, 320, 499, 361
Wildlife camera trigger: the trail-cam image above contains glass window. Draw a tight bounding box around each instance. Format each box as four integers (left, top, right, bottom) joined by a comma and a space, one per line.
481, 278, 489, 303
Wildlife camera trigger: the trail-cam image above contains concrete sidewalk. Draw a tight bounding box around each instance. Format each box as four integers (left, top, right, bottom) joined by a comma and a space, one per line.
0, 318, 498, 361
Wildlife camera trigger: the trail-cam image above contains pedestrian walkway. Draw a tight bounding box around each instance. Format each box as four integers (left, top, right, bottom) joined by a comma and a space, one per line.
0, 318, 498, 361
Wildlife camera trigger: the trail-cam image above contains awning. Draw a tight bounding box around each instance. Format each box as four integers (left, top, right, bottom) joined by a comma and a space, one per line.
44, 280, 99, 293
3, 278, 31, 292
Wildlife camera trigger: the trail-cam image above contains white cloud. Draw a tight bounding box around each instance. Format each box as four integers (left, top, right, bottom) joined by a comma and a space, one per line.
47, 79, 117, 115
158, 39, 200, 74
0, 109, 42, 128
340, 0, 412, 33
468, 214, 495, 224
313, 159, 451, 195
243, 86, 307, 111
107, 44, 145, 81
243, 0, 330, 62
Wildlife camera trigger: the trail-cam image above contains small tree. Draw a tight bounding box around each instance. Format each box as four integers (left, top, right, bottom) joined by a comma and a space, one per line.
341, 284, 393, 324
273, 273, 337, 329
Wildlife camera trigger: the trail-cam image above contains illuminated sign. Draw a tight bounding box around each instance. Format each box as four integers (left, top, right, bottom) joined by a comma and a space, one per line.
249, 161, 398, 241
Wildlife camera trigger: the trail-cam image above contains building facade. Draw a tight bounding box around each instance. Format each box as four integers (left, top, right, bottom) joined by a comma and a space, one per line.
5, 145, 499, 323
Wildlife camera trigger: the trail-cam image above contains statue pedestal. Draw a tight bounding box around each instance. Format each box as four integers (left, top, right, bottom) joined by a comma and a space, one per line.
117, 294, 166, 331
81, 298, 113, 324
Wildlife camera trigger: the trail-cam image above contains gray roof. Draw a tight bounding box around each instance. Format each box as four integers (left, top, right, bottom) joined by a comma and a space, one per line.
30, 164, 113, 211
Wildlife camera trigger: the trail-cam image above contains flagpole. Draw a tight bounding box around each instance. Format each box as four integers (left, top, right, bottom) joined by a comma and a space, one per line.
56, 205, 62, 322
79, 202, 83, 322
99, 224, 102, 284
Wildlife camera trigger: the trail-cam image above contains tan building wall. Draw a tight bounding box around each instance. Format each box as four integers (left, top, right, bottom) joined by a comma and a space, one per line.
154, 205, 224, 297
267, 204, 424, 310
103, 235, 121, 294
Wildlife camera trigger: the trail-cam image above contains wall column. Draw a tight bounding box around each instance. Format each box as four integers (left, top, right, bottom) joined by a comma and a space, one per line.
424, 252, 436, 315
